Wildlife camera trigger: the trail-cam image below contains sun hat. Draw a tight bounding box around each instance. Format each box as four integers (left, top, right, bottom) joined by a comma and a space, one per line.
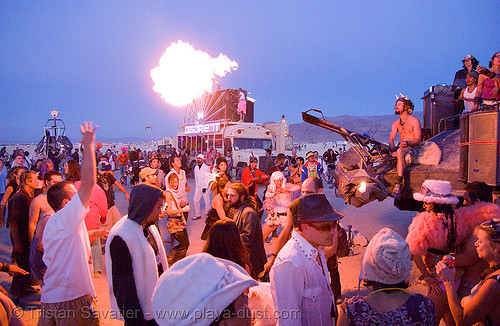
139, 167, 157, 180
293, 194, 344, 223
305, 151, 314, 159
413, 179, 459, 205
152, 253, 258, 326
197, 154, 204, 160
359, 228, 412, 285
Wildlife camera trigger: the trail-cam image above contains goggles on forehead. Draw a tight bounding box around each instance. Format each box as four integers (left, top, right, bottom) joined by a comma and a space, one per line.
483, 220, 500, 234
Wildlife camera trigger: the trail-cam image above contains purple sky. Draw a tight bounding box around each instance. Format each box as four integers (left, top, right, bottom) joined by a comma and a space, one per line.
1, 1, 499, 143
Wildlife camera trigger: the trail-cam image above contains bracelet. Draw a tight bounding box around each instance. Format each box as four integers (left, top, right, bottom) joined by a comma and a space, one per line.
271, 253, 277, 257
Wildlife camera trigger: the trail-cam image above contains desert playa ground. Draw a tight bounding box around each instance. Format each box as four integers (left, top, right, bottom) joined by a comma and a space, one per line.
0, 175, 427, 325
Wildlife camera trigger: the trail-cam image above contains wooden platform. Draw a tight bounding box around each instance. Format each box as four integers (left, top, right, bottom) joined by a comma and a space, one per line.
384, 129, 465, 200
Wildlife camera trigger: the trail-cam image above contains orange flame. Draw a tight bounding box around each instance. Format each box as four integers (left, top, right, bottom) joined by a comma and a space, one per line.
150, 40, 238, 107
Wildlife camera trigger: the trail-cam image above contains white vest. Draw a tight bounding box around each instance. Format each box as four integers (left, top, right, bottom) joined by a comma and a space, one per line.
105, 216, 168, 321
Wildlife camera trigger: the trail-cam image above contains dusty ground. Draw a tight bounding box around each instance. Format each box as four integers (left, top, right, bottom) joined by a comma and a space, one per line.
0, 175, 428, 325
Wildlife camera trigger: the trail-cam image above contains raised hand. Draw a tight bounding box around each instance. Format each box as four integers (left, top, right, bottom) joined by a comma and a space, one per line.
80, 121, 98, 147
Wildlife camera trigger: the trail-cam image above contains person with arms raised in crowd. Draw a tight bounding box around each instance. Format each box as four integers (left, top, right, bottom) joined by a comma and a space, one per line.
39, 121, 99, 325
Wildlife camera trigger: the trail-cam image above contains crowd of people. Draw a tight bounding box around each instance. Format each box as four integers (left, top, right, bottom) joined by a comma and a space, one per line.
0, 119, 496, 326
0, 51, 497, 325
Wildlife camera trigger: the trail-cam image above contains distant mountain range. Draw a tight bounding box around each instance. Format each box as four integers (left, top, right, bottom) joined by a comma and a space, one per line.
289, 111, 424, 143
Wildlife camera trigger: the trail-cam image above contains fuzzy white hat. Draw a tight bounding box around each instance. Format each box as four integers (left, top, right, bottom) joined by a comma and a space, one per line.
413, 180, 459, 205
152, 253, 258, 326
359, 228, 412, 285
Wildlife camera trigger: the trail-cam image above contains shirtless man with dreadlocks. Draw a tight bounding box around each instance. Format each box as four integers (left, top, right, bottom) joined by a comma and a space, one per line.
388, 94, 421, 198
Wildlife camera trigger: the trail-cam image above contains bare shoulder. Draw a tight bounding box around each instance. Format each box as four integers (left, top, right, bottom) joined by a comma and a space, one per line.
212, 194, 223, 206
408, 115, 421, 127
409, 115, 421, 123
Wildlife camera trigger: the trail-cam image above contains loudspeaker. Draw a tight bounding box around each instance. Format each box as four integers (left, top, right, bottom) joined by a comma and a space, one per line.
459, 114, 468, 182
467, 109, 500, 186
422, 85, 458, 137
243, 101, 254, 123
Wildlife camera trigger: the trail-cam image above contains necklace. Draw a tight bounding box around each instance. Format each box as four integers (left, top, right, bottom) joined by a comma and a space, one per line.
369, 288, 409, 296
399, 116, 409, 126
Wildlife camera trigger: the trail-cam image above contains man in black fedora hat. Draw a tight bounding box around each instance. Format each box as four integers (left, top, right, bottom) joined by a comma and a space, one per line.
270, 193, 343, 326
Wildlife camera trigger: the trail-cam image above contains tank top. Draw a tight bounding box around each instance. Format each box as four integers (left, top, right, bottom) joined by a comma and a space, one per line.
463, 86, 477, 113
482, 78, 495, 99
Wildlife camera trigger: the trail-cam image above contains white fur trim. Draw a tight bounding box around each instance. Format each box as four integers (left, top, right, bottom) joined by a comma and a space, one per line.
413, 192, 459, 205
413, 180, 459, 205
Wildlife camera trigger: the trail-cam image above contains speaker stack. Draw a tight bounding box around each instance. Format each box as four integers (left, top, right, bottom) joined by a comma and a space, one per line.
466, 109, 500, 186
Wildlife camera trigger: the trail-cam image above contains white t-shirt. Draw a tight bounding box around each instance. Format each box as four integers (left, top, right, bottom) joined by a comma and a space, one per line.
165, 169, 188, 202
41, 193, 94, 303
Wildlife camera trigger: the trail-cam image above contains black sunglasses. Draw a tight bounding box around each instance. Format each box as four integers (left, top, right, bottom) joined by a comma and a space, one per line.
307, 221, 338, 233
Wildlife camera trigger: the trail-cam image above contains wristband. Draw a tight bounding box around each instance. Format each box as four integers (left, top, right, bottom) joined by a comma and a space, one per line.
271, 253, 277, 257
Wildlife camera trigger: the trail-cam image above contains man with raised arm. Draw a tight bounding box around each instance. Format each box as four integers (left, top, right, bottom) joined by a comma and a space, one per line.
388, 94, 421, 198
39, 122, 99, 325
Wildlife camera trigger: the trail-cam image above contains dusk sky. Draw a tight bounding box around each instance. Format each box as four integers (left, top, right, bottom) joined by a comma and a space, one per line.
1, 1, 499, 143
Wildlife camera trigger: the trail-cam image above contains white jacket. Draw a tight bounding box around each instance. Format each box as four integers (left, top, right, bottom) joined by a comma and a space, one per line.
194, 163, 211, 190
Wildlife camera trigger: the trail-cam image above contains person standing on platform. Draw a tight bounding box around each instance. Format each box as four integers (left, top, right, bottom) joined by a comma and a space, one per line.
237, 88, 247, 122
